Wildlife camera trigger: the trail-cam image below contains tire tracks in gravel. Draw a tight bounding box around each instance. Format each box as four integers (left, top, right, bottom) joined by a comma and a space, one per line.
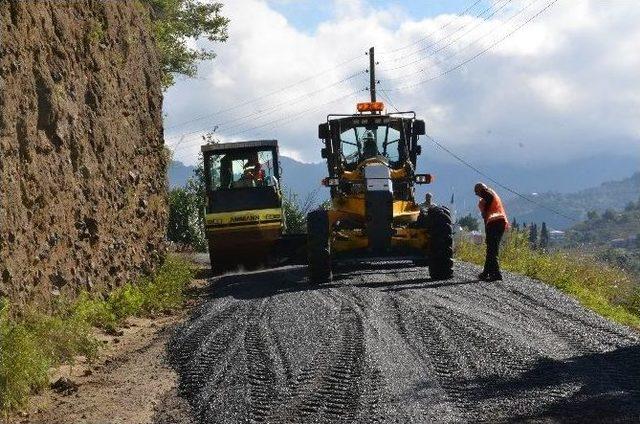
244, 306, 283, 423
168, 262, 640, 423
268, 287, 381, 423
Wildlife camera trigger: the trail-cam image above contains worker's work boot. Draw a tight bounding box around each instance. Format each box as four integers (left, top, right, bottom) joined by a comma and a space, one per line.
477, 271, 489, 281
485, 272, 503, 282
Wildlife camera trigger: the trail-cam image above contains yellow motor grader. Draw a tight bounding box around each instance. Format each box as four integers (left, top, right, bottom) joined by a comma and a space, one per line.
307, 50, 453, 283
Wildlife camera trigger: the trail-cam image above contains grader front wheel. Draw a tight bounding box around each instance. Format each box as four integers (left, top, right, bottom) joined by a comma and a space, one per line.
306, 209, 332, 284
425, 206, 454, 280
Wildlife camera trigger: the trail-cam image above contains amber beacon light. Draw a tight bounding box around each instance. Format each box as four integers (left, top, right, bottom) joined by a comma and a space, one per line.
356, 102, 385, 112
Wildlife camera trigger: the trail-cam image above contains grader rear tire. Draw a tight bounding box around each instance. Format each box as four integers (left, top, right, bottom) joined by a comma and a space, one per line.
306, 209, 332, 284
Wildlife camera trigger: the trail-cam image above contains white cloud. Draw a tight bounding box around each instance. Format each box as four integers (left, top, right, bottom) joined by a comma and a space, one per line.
164, 0, 640, 167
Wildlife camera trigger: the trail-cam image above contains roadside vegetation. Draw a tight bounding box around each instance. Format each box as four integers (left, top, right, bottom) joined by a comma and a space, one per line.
456, 230, 640, 328
0, 255, 194, 413
167, 151, 207, 251
563, 198, 640, 279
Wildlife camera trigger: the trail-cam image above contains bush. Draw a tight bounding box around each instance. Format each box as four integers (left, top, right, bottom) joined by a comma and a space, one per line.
457, 214, 479, 231
0, 255, 194, 412
283, 189, 318, 234
456, 231, 640, 328
0, 303, 97, 412
167, 186, 206, 251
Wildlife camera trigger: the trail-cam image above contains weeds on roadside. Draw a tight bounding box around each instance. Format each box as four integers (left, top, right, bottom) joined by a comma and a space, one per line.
0, 255, 194, 413
456, 231, 640, 328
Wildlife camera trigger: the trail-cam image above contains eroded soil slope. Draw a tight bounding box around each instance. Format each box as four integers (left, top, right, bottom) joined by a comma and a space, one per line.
0, 0, 166, 305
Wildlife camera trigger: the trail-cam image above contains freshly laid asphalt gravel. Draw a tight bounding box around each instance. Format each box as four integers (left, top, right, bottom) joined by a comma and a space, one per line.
167, 261, 640, 423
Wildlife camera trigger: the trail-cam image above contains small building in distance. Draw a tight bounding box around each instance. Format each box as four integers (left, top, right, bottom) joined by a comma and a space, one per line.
550, 230, 565, 242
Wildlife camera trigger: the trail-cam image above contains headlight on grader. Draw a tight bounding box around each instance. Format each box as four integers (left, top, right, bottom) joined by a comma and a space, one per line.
322, 177, 340, 187
415, 174, 434, 184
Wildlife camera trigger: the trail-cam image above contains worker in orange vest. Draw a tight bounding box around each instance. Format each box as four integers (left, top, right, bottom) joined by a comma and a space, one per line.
474, 182, 510, 281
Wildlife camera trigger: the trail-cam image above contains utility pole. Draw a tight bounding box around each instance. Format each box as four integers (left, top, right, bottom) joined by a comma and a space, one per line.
369, 46, 376, 103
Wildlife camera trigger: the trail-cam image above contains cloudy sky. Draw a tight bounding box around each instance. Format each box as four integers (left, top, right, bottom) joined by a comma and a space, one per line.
163, 0, 640, 169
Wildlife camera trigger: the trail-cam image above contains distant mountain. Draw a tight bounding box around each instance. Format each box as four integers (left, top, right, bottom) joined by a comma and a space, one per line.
167, 158, 327, 194
506, 172, 640, 230
168, 160, 196, 188
279, 156, 327, 204
168, 153, 640, 229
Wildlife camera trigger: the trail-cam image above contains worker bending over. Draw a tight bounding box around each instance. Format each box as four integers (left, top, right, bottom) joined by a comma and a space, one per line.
474, 182, 509, 281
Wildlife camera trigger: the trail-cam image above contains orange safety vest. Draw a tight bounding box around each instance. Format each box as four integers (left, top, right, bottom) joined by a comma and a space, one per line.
478, 188, 510, 229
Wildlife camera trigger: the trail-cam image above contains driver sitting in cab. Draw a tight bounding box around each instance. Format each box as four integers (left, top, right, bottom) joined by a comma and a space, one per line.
361, 130, 379, 160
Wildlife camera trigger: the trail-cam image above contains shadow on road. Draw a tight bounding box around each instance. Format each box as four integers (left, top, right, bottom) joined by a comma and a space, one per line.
435, 345, 640, 422
204, 266, 344, 300
203, 262, 480, 300
347, 276, 479, 292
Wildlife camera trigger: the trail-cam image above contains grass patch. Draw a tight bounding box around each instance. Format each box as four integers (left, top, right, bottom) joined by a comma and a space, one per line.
456, 231, 640, 328
0, 255, 194, 413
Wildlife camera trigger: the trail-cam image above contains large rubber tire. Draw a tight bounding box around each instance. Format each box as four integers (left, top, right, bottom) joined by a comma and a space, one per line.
306, 209, 332, 284
208, 239, 234, 274
207, 238, 216, 271
425, 206, 454, 280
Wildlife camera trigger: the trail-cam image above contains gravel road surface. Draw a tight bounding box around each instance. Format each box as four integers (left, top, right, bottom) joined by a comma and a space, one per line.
168, 261, 640, 423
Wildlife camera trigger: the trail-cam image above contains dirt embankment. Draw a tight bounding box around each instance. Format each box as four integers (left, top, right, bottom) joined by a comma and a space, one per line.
0, 1, 167, 306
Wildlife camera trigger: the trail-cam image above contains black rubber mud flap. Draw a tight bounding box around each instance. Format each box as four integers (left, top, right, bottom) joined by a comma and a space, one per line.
424, 206, 454, 280
365, 191, 393, 251
306, 209, 332, 284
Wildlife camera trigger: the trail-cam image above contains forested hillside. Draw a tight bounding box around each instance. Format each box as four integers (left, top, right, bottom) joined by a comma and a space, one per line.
507, 172, 640, 230
564, 198, 640, 278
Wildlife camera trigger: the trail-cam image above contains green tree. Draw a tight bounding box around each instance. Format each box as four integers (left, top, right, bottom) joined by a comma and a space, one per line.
602, 209, 616, 221
166, 150, 207, 252
539, 222, 550, 250
146, 0, 230, 88
529, 223, 538, 248
167, 187, 206, 250
458, 214, 479, 232
587, 210, 599, 220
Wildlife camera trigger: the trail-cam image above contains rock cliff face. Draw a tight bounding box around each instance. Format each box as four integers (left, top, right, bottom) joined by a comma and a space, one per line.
0, 1, 167, 306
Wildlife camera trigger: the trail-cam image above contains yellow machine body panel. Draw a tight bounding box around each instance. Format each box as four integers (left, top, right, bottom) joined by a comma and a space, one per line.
205, 208, 283, 260
325, 163, 429, 254
332, 226, 428, 253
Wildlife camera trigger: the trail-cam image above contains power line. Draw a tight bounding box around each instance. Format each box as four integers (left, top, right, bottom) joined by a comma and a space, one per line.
424, 132, 578, 222
379, 0, 513, 72
384, 0, 558, 92
171, 88, 365, 153
165, 52, 367, 131
379, 0, 484, 56
168, 74, 369, 152
381, 0, 539, 83
378, 86, 400, 112
380, 84, 577, 223
165, 70, 367, 148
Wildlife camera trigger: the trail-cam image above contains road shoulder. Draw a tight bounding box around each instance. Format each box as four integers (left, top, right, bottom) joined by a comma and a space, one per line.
12, 269, 209, 424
